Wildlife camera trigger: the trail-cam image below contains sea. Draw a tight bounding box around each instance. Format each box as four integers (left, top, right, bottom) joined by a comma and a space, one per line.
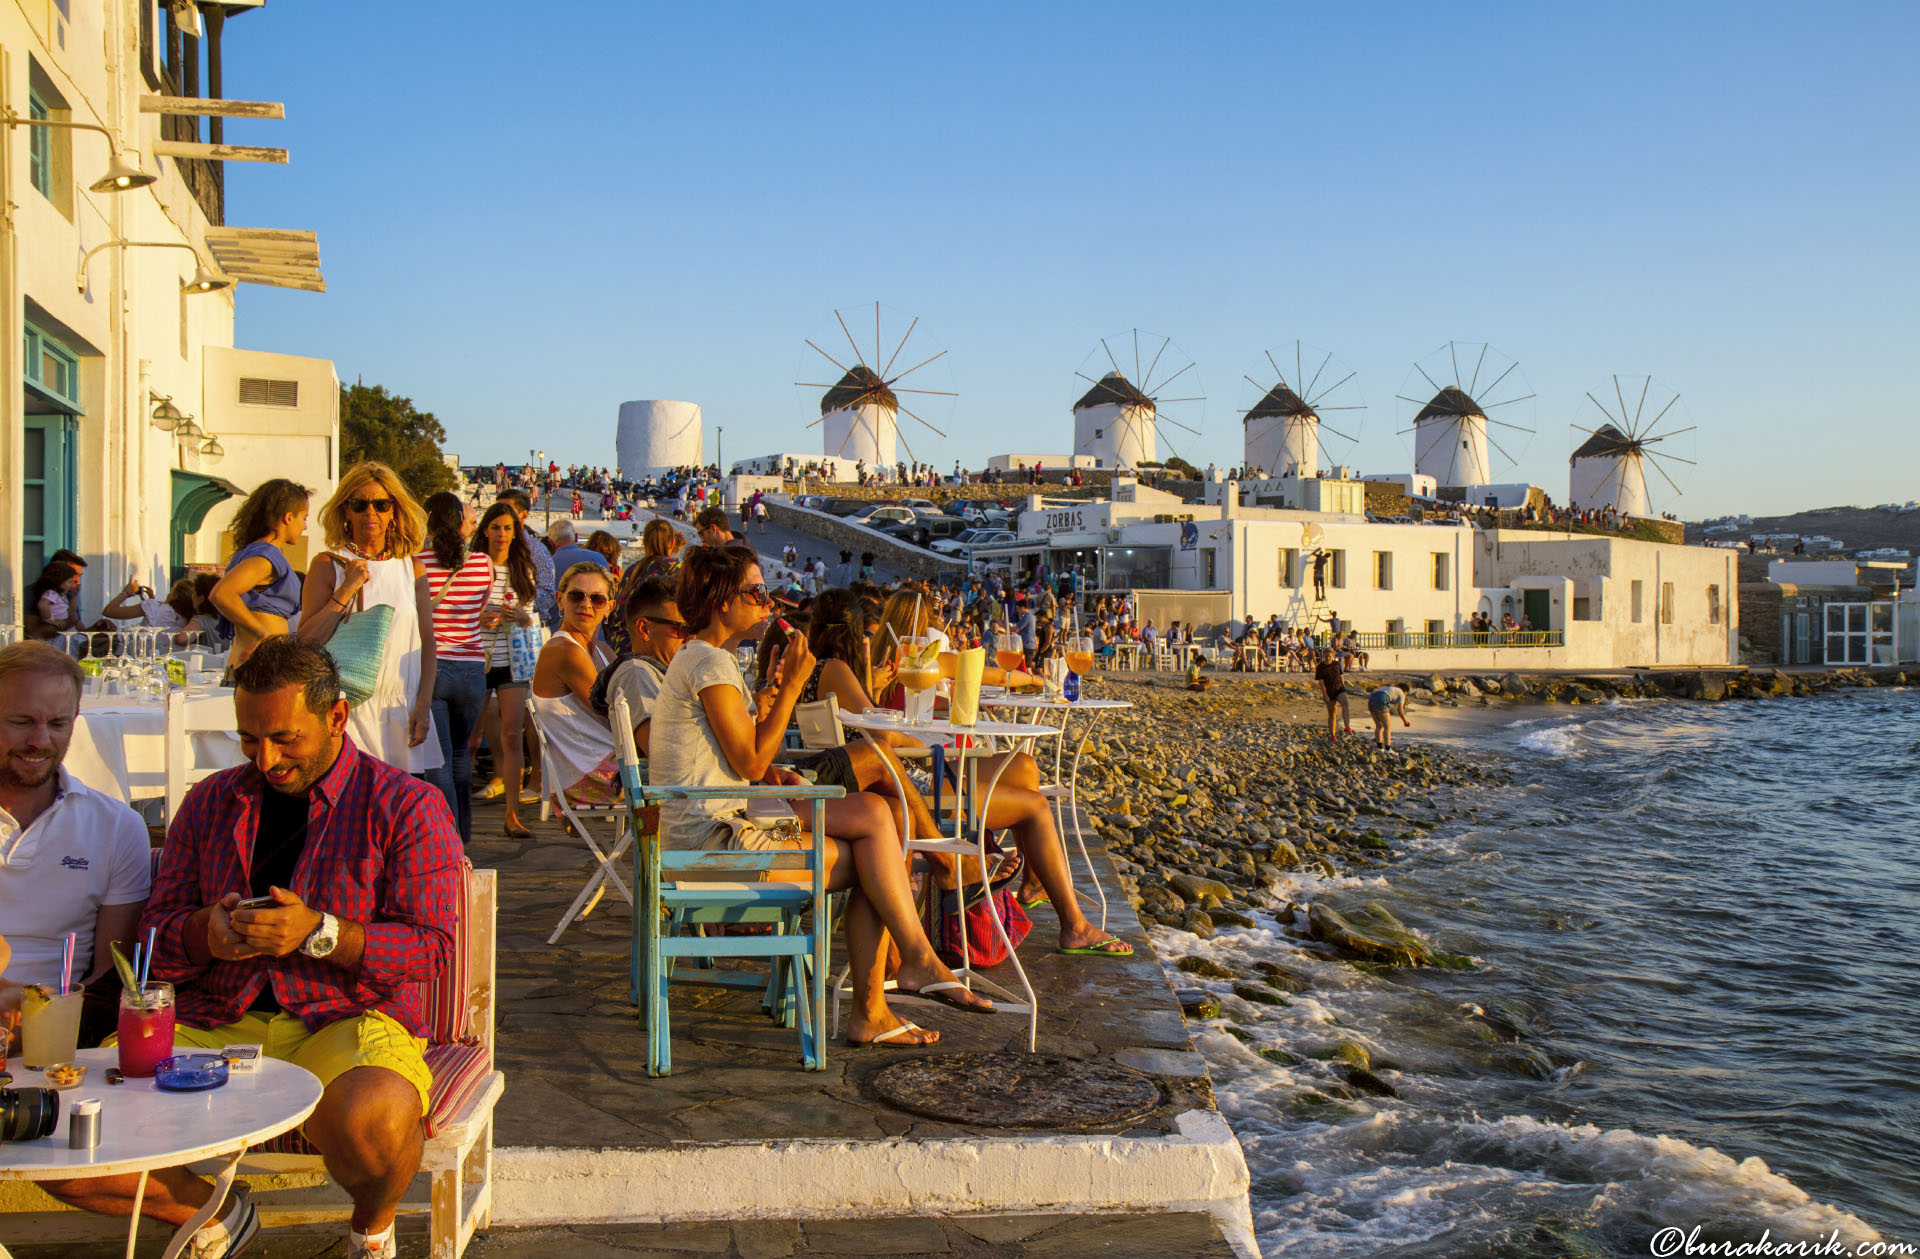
1168, 687, 1920, 1258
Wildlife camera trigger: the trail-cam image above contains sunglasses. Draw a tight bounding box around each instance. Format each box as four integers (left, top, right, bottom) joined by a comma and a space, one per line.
641, 617, 690, 638
346, 497, 395, 514
739, 584, 774, 607
564, 590, 611, 607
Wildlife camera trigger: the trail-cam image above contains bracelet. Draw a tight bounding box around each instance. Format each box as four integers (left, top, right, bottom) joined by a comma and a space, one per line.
330, 597, 350, 610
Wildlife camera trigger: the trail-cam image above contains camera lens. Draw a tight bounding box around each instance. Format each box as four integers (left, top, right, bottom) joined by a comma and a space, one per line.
0, 1087, 61, 1143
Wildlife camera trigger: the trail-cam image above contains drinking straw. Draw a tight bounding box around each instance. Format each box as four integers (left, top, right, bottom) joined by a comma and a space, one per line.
140, 926, 157, 991
61, 932, 76, 996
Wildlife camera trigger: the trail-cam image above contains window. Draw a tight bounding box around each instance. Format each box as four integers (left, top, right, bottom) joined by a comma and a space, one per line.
1707, 584, 1721, 625
1329, 549, 1346, 589
1631, 579, 1644, 623
1431, 551, 1449, 591
239, 378, 301, 408
23, 322, 81, 410
1372, 551, 1393, 590
28, 90, 52, 198
1660, 581, 1675, 625
1278, 547, 1297, 587
1824, 603, 1868, 665
1573, 597, 1591, 621
1426, 619, 1445, 638
1794, 611, 1810, 664
1201, 549, 1217, 588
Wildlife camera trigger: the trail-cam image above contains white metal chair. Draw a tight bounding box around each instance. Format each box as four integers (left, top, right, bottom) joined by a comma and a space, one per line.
525, 698, 634, 944
795, 695, 846, 750
163, 689, 234, 821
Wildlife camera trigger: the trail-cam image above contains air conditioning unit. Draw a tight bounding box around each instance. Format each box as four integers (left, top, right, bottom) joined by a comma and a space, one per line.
1107, 527, 1123, 543
1153, 513, 1173, 524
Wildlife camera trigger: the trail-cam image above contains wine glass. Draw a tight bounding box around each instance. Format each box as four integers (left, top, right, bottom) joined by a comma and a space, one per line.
995, 632, 1026, 679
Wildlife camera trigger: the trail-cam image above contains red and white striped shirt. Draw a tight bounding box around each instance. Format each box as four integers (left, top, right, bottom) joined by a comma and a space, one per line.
417, 549, 493, 663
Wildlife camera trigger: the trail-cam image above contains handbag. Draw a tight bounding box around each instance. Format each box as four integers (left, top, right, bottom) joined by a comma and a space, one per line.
924, 858, 1032, 969
508, 621, 547, 683
328, 602, 395, 707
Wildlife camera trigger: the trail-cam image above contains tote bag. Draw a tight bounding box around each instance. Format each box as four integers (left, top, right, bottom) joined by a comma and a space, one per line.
328, 603, 395, 708
508, 622, 547, 683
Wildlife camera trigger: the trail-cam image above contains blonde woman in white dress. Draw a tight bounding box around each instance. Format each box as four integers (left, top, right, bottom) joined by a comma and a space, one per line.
299, 461, 443, 773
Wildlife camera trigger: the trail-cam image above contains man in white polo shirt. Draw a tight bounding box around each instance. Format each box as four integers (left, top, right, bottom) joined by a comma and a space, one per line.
0, 641, 149, 1038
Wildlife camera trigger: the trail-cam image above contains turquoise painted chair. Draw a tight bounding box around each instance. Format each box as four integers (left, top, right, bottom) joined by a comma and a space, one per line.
607, 696, 845, 1075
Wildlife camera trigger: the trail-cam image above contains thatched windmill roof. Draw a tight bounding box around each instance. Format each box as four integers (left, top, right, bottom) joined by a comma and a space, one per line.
1413, 386, 1485, 424
1570, 423, 1636, 463
820, 365, 898, 417
1246, 382, 1316, 423
1073, 371, 1155, 412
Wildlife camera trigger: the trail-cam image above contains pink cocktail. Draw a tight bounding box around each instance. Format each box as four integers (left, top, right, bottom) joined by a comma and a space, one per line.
117, 982, 176, 1078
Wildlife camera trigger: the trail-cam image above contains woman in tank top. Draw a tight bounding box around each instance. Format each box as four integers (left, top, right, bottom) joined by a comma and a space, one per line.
209, 477, 311, 668
528, 563, 620, 807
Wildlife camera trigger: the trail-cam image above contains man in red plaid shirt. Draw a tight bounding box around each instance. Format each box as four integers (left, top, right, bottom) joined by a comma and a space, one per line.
45, 637, 461, 1259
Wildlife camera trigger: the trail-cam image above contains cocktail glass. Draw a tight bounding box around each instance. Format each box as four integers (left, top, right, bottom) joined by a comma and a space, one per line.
1064, 636, 1095, 679
21, 987, 85, 1070
995, 632, 1026, 678
117, 982, 176, 1079
897, 636, 942, 724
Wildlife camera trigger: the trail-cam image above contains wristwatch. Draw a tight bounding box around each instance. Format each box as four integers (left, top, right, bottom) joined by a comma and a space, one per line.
300, 912, 340, 959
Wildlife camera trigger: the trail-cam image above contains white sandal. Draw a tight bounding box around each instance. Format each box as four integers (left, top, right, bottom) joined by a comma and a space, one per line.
851, 1020, 933, 1047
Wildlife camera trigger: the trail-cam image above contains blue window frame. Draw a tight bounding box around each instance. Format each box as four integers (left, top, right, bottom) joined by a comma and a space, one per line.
28, 90, 52, 198
23, 321, 80, 410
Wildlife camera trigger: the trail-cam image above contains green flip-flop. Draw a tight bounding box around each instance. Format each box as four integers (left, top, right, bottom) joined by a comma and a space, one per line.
1055, 935, 1133, 958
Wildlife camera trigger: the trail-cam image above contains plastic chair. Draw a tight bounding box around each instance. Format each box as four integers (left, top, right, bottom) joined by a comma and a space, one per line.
610, 696, 845, 1075
525, 699, 634, 944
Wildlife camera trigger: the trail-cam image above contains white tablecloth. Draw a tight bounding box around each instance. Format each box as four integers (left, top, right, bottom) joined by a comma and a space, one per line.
67, 690, 245, 803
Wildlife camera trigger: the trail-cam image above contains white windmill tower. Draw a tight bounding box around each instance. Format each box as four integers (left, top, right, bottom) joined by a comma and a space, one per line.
797, 303, 953, 471
1240, 342, 1365, 478
1070, 330, 1204, 470
1569, 376, 1695, 516
1396, 342, 1536, 488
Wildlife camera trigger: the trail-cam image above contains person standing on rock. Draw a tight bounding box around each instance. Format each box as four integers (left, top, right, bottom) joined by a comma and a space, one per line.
1315, 647, 1353, 741
1368, 684, 1411, 749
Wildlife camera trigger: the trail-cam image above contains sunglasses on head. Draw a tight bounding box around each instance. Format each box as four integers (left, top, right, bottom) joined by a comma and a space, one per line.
739, 584, 774, 607
346, 497, 395, 514
564, 589, 611, 607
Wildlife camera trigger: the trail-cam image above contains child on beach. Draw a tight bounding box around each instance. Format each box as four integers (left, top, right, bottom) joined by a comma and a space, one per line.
1315, 648, 1352, 740
1368, 684, 1412, 749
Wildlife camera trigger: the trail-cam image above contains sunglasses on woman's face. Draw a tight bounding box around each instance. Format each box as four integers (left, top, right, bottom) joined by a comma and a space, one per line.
738, 584, 774, 607
564, 590, 611, 607
346, 497, 395, 514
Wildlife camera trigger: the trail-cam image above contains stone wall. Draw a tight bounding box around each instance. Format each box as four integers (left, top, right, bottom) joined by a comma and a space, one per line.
1737, 583, 1784, 665
1363, 482, 1411, 518
762, 501, 949, 580
784, 482, 1108, 506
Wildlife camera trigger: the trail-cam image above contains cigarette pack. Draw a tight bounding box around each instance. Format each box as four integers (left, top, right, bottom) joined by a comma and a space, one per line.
219, 1044, 262, 1075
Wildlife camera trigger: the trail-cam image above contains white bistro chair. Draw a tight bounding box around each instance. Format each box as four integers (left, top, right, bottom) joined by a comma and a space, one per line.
525, 698, 635, 944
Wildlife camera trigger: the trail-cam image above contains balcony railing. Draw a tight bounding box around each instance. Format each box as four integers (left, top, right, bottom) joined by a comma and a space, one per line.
1351, 630, 1565, 650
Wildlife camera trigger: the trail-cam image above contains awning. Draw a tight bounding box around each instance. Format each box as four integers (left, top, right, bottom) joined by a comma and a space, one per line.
169, 469, 245, 579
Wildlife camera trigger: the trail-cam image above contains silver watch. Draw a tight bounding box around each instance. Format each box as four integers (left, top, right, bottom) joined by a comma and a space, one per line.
300, 912, 340, 959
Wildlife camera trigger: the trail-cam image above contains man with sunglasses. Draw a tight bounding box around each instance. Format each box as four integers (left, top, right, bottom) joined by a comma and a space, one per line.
590, 577, 691, 757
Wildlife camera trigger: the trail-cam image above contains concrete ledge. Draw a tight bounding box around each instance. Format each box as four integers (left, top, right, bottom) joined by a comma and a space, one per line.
492, 1108, 1255, 1257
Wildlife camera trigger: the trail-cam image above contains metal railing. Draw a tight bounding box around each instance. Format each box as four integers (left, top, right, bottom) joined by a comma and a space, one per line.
1349, 630, 1564, 650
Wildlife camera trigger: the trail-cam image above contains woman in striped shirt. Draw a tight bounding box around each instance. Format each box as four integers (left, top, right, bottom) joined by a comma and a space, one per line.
416, 492, 493, 843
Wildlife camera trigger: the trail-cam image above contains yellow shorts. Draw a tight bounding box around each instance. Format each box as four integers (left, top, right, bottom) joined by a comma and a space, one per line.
112, 1010, 432, 1116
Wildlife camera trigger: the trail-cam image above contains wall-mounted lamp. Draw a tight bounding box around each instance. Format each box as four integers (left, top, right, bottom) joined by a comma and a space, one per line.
175, 414, 204, 440
199, 435, 225, 462
77, 240, 231, 295
0, 107, 156, 192
150, 393, 186, 431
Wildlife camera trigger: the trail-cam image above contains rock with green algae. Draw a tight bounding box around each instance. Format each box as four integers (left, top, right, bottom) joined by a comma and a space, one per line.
1176, 955, 1239, 980
1232, 982, 1290, 1007
1307, 901, 1435, 966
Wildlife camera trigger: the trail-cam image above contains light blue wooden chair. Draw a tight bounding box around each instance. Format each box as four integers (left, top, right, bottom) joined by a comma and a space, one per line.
608, 696, 844, 1075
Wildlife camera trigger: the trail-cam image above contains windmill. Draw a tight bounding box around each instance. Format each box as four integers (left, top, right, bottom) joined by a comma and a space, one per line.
1239, 341, 1365, 479
1071, 330, 1204, 470
795, 302, 954, 470
1568, 375, 1695, 516
1395, 341, 1536, 487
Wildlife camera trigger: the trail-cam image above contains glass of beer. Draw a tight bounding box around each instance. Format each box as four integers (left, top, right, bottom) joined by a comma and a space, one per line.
996, 632, 1027, 678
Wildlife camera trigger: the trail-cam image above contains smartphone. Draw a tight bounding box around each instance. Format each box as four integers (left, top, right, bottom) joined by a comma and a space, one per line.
234, 895, 278, 912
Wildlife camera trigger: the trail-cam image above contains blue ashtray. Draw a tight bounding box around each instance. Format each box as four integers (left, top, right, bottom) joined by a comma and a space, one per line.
154, 1054, 230, 1092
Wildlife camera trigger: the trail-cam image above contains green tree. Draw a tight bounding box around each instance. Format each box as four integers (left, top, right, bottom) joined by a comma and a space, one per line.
1163, 455, 1200, 478
339, 382, 457, 501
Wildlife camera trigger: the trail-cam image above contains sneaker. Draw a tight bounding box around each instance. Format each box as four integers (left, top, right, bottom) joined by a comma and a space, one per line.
187, 1182, 258, 1259
349, 1224, 398, 1259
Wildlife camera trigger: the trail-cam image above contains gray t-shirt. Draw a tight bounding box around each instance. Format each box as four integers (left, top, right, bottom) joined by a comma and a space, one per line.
609, 655, 665, 738
650, 639, 752, 848
1369, 685, 1407, 711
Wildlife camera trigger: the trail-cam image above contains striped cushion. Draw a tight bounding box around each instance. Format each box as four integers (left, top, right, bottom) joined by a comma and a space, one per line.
417, 858, 475, 1045
253, 1043, 495, 1149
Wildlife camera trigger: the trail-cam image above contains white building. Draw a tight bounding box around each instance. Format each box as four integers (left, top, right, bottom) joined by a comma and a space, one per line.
1568, 424, 1652, 517
2, 1, 336, 622
616, 399, 702, 479
986, 452, 1096, 472
1411, 385, 1493, 487
819, 365, 897, 469
978, 482, 1738, 670
1072, 372, 1156, 470
1242, 381, 1318, 479
733, 452, 856, 482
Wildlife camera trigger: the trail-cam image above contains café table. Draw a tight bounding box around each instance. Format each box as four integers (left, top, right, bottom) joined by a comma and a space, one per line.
835, 708, 1060, 1049
977, 692, 1133, 931
0, 1047, 323, 1259
66, 688, 243, 807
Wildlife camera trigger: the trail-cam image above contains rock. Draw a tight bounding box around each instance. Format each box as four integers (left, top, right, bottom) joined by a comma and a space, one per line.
1571, 685, 1606, 704
1314, 1040, 1371, 1070
1257, 1046, 1303, 1066
1169, 873, 1232, 905
1253, 862, 1284, 885
1176, 955, 1239, 980
1211, 908, 1257, 930
1253, 962, 1310, 993
1268, 839, 1301, 867
1181, 908, 1216, 939
1503, 672, 1528, 696
1232, 982, 1290, 1007
1496, 1045, 1557, 1080
1343, 1066, 1400, 1097
1480, 676, 1503, 695
1177, 989, 1223, 1020
1428, 673, 1446, 693
1306, 901, 1435, 966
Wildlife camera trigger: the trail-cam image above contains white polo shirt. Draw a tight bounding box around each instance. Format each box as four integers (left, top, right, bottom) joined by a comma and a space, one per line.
0, 766, 151, 988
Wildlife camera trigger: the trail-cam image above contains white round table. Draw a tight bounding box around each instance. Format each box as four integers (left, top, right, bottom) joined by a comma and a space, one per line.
66, 690, 243, 806
0, 1047, 322, 1259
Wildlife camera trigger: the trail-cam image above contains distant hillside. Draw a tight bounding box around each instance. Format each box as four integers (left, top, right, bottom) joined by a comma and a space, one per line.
1688, 504, 1920, 554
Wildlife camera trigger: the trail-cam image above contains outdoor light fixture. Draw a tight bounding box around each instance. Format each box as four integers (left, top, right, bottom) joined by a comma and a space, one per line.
76, 240, 231, 295
150, 393, 185, 431
175, 415, 203, 440
0, 107, 157, 192
199, 434, 225, 462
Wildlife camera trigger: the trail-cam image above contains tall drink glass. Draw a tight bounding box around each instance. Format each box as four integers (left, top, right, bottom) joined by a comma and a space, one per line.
1063, 636, 1095, 678
117, 981, 176, 1078
995, 632, 1026, 677
897, 635, 941, 724
21, 988, 85, 1069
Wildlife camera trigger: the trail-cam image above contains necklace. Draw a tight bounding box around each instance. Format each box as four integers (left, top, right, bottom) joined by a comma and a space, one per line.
340, 539, 388, 561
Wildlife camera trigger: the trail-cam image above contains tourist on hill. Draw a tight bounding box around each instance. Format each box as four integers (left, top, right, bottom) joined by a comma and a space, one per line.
1316, 647, 1353, 741
652, 544, 993, 1046
300, 462, 442, 777
472, 501, 541, 835
1368, 684, 1412, 750
416, 491, 493, 843
205, 476, 311, 664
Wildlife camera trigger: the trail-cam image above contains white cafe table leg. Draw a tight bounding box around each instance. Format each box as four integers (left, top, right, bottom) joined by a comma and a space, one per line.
1066, 710, 1110, 931
123, 1170, 147, 1259
159, 1149, 243, 1259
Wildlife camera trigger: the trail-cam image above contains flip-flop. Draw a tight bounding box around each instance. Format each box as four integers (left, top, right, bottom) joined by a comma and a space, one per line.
1056, 935, 1133, 958
896, 980, 995, 1014
849, 1021, 937, 1048
1019, 891, 1052, 910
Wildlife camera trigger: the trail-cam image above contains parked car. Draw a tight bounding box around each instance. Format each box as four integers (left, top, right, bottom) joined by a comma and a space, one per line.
794, 494, 833, 510
930, 528, 1016, 556
898, 498, 939, 513
848, 504, 919, 529
941, 501, 976, 518
881, 514, 970, 549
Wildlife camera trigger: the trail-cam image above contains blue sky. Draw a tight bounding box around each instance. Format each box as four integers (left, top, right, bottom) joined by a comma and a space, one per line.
218, 2, 1917, 517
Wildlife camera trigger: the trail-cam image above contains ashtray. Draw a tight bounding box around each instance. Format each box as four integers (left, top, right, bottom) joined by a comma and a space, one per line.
43, 1062, 87, 1090
862, 710, 904, 724
154, 1054, 230, 1092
